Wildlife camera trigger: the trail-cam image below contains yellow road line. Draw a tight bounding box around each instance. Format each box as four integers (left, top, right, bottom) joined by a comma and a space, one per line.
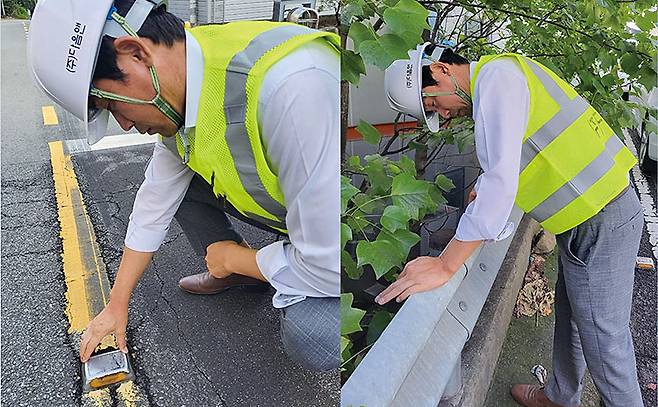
49, 141, 92, 331
49, 141, 147, 406
42, 105, 59, 126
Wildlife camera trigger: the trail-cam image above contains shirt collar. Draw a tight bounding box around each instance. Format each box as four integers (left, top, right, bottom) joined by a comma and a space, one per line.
183, 30, 204, 132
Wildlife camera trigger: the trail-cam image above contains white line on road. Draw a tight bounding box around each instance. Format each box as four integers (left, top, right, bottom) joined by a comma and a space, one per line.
624, 130, 658, 259
65, 132, 158, 154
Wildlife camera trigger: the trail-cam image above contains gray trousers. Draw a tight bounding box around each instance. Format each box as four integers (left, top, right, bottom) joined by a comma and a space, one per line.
544, 183, 644, 407
174, 174, 340, 372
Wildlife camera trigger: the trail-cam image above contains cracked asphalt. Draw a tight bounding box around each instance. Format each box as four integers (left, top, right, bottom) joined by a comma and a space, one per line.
2, 19, 339, 406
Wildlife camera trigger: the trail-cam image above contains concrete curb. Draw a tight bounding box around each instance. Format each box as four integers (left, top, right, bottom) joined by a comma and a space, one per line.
460, 214, 541, 407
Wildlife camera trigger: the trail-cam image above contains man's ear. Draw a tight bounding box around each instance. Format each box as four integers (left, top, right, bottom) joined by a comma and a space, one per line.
113, 36, 154, 67
429, 62, 450, 77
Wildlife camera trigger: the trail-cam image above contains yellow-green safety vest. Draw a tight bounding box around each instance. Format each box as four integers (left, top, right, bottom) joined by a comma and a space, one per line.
472, 54, 636, 235
162, 22, 340, 233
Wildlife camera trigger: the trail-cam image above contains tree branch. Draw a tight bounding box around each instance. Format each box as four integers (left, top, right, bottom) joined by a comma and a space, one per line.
419, 0, 652, 59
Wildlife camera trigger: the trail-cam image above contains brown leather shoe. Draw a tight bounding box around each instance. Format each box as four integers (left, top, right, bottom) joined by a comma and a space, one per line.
178, 272, 269, 295
510, 384, 573, 407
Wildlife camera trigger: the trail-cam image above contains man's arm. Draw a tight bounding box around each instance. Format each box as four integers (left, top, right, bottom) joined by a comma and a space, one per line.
80, 142, 193, 361
205, 240, 265, 281
80, 247, 153, 362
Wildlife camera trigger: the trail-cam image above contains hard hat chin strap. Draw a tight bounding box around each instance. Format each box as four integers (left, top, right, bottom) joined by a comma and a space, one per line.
90, 4, 184, 130
422, 73, 472, 107
90, 65, 183, 128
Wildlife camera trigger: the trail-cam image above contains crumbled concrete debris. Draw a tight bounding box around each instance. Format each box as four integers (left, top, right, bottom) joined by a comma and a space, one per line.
514, 254, 555, 325
532, 230, 556, 255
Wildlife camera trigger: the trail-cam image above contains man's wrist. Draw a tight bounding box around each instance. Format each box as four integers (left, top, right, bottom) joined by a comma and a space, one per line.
221, 242, 242, 274
437, 255, 460, 275
109, 290, 131, 309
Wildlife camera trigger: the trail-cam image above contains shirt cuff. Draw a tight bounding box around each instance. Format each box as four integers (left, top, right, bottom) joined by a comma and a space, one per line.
256, 241, 308, 308
124, 219, 169, 252
256, 241, 288, 282
454, 213, 516, 242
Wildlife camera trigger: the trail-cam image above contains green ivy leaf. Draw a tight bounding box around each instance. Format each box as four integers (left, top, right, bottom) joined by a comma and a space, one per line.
378, 228, 420, 262
455, 129, 475, 153
359, 34, 410, 70
383, 0, 429, 43
340, 293, 366, 335
346, 211, 372, 235
353, 192, 381, 214
387, 163, 403, 175
347, 155, 362, 171
340, 0, 365, 25
341, 176, 360, 213
342, 249, 363, 280
357, 120, 382, 145
391, 173, 435, 220
483, 0, 505, 7
364, 155, 393, 193
637, 64, 657, 91
634, 10, 656, 32
366, 310, 395, 345
341, 48, 366, 85
598, 49, 615, 70
341, 223, 352, 250
356, 239, 401, 278
341, 335, 352, 357
397, 155, 417, 176
380, 205, 411, 232
348, 21, 377, 53
434, 174, 455, 192
428, 184, 448, 208
620, 52, 641, 75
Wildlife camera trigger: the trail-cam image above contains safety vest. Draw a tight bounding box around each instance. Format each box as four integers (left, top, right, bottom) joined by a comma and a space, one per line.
162, 22, 340, 233
472, 54, 637, 235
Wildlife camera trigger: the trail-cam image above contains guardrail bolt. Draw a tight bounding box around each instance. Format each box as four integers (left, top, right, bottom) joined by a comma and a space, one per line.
479, 263, 487, 271
459, 301, 468, 312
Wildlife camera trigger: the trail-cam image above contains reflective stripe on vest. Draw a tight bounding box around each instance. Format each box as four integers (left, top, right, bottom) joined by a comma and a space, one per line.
529, 133, 625, 223
167, 23, 338, 233
517, 58, 629, 224
222, 25, 313, 227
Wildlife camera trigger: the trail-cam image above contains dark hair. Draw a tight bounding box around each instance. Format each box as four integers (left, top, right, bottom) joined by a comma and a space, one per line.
421, 47, 469, 88
92, 0, 185, 82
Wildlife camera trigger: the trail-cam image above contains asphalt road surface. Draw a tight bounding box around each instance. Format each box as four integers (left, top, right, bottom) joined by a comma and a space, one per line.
1, 19, 339, 407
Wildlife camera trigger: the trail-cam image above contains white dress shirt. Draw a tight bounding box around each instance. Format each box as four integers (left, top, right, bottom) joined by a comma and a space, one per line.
454, 58, 529, 242
125, 31, 340, 308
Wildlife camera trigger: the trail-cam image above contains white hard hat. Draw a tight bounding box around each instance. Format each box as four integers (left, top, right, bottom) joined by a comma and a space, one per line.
28, 0, 165, 144
384, 42, 444, 132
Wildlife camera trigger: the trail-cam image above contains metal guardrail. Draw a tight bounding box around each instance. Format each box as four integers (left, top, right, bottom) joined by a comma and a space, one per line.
342, 207, 525, 407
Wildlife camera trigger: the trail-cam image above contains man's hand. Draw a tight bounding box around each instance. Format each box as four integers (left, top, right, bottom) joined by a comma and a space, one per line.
205, 241, 241, 279
375, 256, 455, 305
80, 301, 128, 362
467, 187, 477, 204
